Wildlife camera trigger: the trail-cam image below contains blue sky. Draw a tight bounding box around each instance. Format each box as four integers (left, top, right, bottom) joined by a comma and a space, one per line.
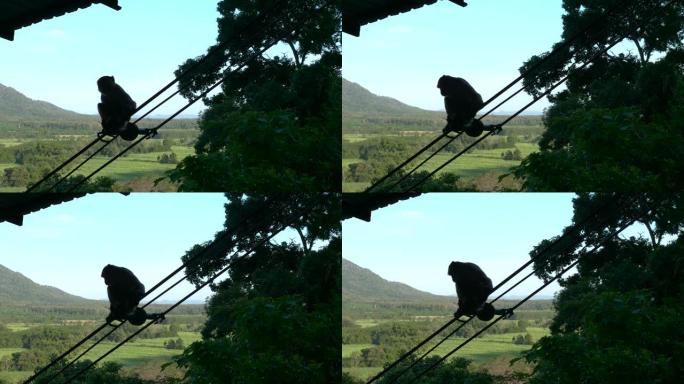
343, 0, 566, 114
343, 193, 651, 299
0, 0, 220, 116
343, 193, 574, 298
0, 193, 227, 302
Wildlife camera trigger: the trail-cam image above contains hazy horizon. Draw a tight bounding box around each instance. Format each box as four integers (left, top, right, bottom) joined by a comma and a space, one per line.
344, 77, 545, 116
344, 257, 556, 300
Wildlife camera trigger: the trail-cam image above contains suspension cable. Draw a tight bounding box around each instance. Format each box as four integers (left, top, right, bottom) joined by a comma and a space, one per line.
45, 200, 279, 382
61, 201, 311, 384
24, 198, 278, 384
131, 0, 288, 116
366, 194, 627, 383
392, 1, 656, 192
25, 0, 292, 194
405, 0, 677, 193
44, 36, 271, 193
385, 195, 635, 383
24, 138, 101, 193
61, 0, 341, 193
386, 269, 536, 384
408, 216, 639, 383
63, 36, 283, 193
362, 0, 631, 193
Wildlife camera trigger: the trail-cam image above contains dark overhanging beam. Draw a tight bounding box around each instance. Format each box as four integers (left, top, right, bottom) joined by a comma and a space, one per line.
344, 0, 469, 37
0, 29, 14, 41
99, 0, 121, 11
343, 17, 360, 37
0, 0, 122, 41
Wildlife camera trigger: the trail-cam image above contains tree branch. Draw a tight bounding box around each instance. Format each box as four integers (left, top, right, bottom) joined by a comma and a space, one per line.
287, 40, 301, 67
295, 226, 310, 254
631, 38, 646, 64
644, 221, 658, 248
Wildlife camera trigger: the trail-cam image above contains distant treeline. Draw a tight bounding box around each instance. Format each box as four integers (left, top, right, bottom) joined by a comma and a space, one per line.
343, 114, 544, 134
343, 299, 553, 320
0, 118, 198, 139
0, 303, 205, 323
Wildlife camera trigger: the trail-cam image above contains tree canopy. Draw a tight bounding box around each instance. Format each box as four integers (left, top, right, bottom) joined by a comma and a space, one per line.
519, 193, 684, 383
171, 194, 341, 383
168, 0, 341, 191
513, 0, 684, 190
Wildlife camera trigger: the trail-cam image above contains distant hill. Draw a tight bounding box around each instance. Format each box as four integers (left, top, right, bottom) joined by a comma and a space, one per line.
342, 258, 451, 303
0, 264, 94, 306
0, 83, 85, 121
343, 78, 441, 119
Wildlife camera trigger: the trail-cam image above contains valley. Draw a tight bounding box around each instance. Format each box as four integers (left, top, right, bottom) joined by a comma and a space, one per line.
342, 259, 554, 382
0, 264, 205, 383
0, 84, 200, 192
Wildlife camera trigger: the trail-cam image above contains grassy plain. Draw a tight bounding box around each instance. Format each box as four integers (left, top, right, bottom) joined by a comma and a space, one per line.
79, 331, 201, 366
0, 144, 196, 192
70, 145, 194, 181
0, 329, 202, 383
343, 326, 550, 381
342, 132, 538, 192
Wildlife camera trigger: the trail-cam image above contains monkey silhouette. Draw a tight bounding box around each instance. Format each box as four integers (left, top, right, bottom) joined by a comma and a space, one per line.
448, 261, 513, 321
97, 76, 151, 141
437, 75, 501, 137
101, 264, 164, 325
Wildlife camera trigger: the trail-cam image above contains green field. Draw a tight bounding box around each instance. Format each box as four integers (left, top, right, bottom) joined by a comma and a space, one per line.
0, 139, 24, 147
342, 142, 537, 192
0, 348, 24, 358
69, 145, 194, 182
0, 371, 31, 383
5, 323, 31, 332
0, 145, 195, 192
343, 327, 550, 381
342, 344, 375, 358
79, 331, 202, 365
0, 331, 202, 383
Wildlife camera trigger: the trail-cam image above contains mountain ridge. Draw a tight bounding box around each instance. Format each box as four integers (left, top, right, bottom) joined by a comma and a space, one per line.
0, 264, 95, 306
342, 258, 452, 303
342, 78, 443, 119
0, 83, 86, 121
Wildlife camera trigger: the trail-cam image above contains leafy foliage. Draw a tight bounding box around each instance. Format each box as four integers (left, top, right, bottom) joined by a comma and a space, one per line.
33, 361, 163, 384
366, 357, 493, 384
514, 0, 684, 190
168, 0, 341, 191
519, 193, 684, 383
170, 194, 341, 383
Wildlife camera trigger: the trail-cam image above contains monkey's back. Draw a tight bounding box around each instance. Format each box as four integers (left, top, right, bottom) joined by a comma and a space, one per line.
438, 76, 483, 125
453, 262, 492, 305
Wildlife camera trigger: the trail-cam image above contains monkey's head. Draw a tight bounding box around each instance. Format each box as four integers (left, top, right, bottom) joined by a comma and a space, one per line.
97, 76, 116, 93
448, 261, 465, 281
437, 75, 464, 97
101, 264, 115, 285
437, 75, 454, 96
